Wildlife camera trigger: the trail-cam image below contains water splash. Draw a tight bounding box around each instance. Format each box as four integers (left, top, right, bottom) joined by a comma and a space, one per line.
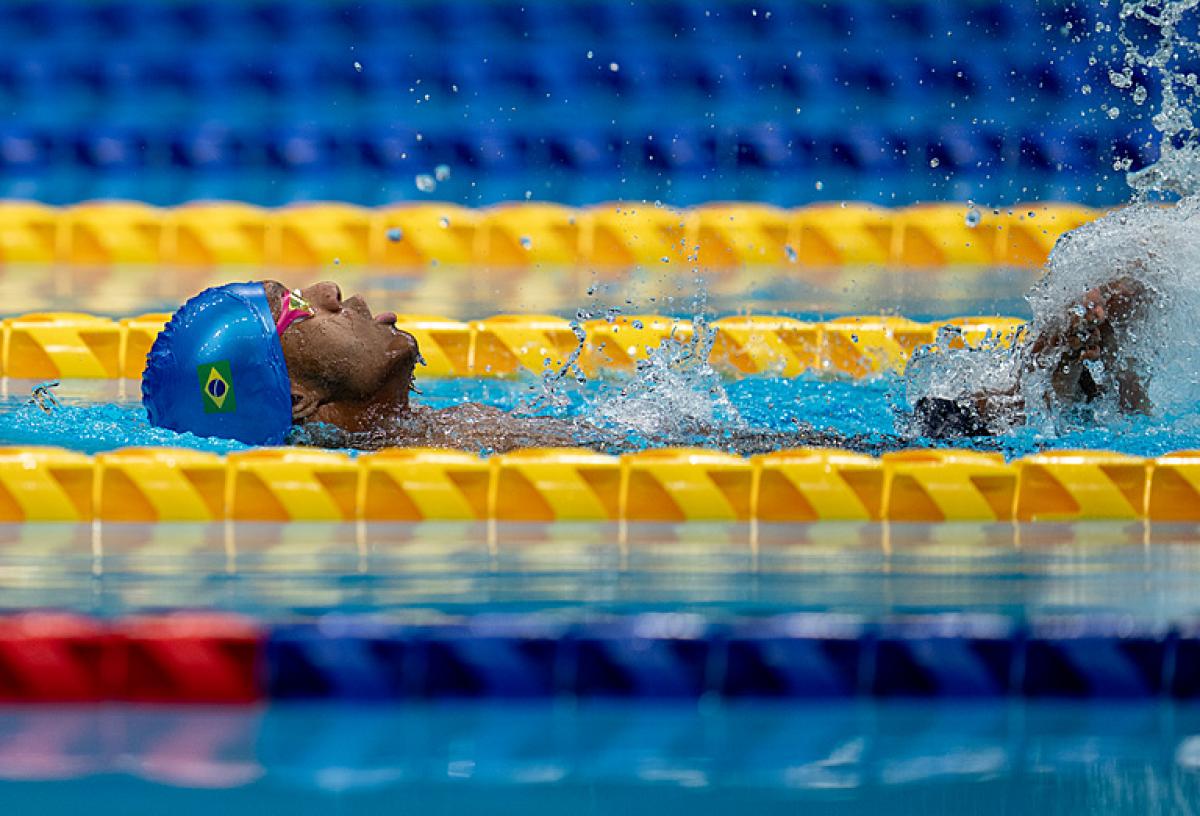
1111, 0, 1200, 197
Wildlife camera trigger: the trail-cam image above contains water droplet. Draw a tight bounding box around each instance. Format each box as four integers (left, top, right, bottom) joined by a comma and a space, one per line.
438, 216, 450, 228
964, 207, 982, 228
814, 180, 824, 191
586, 50, 594, 59
929, 158, 941, 168
784, 244, 798, 262
631, 320, 644, 330
609, 62, 620, 72
660, 256, 670, 263
387, 228, 403, 242
353, 61, 363, 72
434, 164, 451, 182
520, 236, 532, 250
333, 257, 340, 265
1107, 106, 1121, 119
415, 174, 436, 193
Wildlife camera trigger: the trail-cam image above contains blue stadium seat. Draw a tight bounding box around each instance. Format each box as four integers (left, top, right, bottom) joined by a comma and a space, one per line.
73, 126, 147, 171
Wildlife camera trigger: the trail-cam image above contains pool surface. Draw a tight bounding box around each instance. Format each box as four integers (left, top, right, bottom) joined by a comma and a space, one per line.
0, 701, 1195, 816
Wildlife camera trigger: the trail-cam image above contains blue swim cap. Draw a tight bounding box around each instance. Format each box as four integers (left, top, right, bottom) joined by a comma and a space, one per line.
142, 282, 293, 445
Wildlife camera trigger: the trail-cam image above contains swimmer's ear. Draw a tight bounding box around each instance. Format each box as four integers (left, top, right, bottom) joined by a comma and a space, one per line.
290, 384, 322, 421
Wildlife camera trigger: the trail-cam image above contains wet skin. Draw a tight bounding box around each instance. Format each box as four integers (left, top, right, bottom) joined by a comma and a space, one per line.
259, 280, 881, 454
934, 275, 1152, 436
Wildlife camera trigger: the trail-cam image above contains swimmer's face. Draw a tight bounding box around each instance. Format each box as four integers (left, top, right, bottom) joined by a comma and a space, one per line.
262, 280, 420, 417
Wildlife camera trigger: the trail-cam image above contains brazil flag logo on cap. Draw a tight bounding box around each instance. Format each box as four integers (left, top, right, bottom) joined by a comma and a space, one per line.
197, 361, 237, 414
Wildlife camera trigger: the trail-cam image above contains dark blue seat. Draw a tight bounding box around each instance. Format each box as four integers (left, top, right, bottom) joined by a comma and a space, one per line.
260, 128, 341, 172
926, 127, 1006, 173
827, 127, 910, 175
169, 127, 244, 170
542, 130, 621, 173
638, 128, 719, 174
0, 127, 54, 171
355, 128, 430, 170
73, 127, 148, 170
735, 125, 799, 170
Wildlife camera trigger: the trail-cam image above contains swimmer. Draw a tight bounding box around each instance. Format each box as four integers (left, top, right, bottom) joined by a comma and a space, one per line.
911, 274, 1153, 438
142, 280, 886, 454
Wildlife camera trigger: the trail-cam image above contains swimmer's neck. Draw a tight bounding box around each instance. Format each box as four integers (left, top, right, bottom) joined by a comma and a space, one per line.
307, 375, 414, 433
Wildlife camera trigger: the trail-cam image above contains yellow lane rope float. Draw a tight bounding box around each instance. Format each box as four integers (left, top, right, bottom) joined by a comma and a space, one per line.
4, 311, 1027, 380
0, 445, 1192, 524
0, 200, 1100, 269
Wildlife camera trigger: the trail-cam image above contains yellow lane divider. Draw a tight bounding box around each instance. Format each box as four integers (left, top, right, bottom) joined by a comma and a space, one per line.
1, 446, 1194, 524
3, 311, 1027, 379
0, 200, 1100, 269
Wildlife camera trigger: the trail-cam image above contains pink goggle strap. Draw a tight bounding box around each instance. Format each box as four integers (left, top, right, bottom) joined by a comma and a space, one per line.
276, 290, 314, 336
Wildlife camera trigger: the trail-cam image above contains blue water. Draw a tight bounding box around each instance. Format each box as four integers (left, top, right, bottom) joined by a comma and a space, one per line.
0, 701, 1193, 815
6, 374, 1199, 458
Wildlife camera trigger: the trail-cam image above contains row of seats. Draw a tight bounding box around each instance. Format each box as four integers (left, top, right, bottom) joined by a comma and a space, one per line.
0, 46, 1117, 106
0, 0, 1097, 46
0, 168, 1128, 209
0, 125, 1149, 174
0, 200, 1098, 270
0, 445, 1192, 524
4, 309, 1032, 381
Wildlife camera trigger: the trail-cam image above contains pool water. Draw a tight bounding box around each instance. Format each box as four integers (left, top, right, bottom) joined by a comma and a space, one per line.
0, 701, 1195, 816
4, 374, 1199, 459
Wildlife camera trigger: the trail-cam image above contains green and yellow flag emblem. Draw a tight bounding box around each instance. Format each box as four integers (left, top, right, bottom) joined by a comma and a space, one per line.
197, 361, 237, 414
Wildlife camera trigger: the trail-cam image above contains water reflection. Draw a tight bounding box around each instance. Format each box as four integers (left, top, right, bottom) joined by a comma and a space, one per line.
0, 701, 1196, 815
0, 522, 1199, 620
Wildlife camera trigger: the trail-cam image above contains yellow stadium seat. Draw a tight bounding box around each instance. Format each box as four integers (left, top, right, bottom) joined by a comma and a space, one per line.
938, 316, 1028, 350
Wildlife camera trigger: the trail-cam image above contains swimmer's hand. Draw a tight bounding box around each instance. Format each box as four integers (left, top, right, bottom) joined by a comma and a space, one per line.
1026, 275, 1151, 412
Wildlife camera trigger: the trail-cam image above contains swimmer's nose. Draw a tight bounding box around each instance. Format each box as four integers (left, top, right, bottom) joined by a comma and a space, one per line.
301, 281, 343, 313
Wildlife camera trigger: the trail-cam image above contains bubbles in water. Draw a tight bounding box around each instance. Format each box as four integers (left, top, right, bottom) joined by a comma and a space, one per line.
964, 207, 982, 228
434, 164, 451, 182
415, 174, 436, 193
387, 227, 403, 242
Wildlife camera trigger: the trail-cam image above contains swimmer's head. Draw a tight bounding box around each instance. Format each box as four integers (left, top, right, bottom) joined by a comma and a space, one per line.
911, 396, 992, 439
261, 280, 420, 432
142, 281, 420, 444
142, 282, 293, 445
